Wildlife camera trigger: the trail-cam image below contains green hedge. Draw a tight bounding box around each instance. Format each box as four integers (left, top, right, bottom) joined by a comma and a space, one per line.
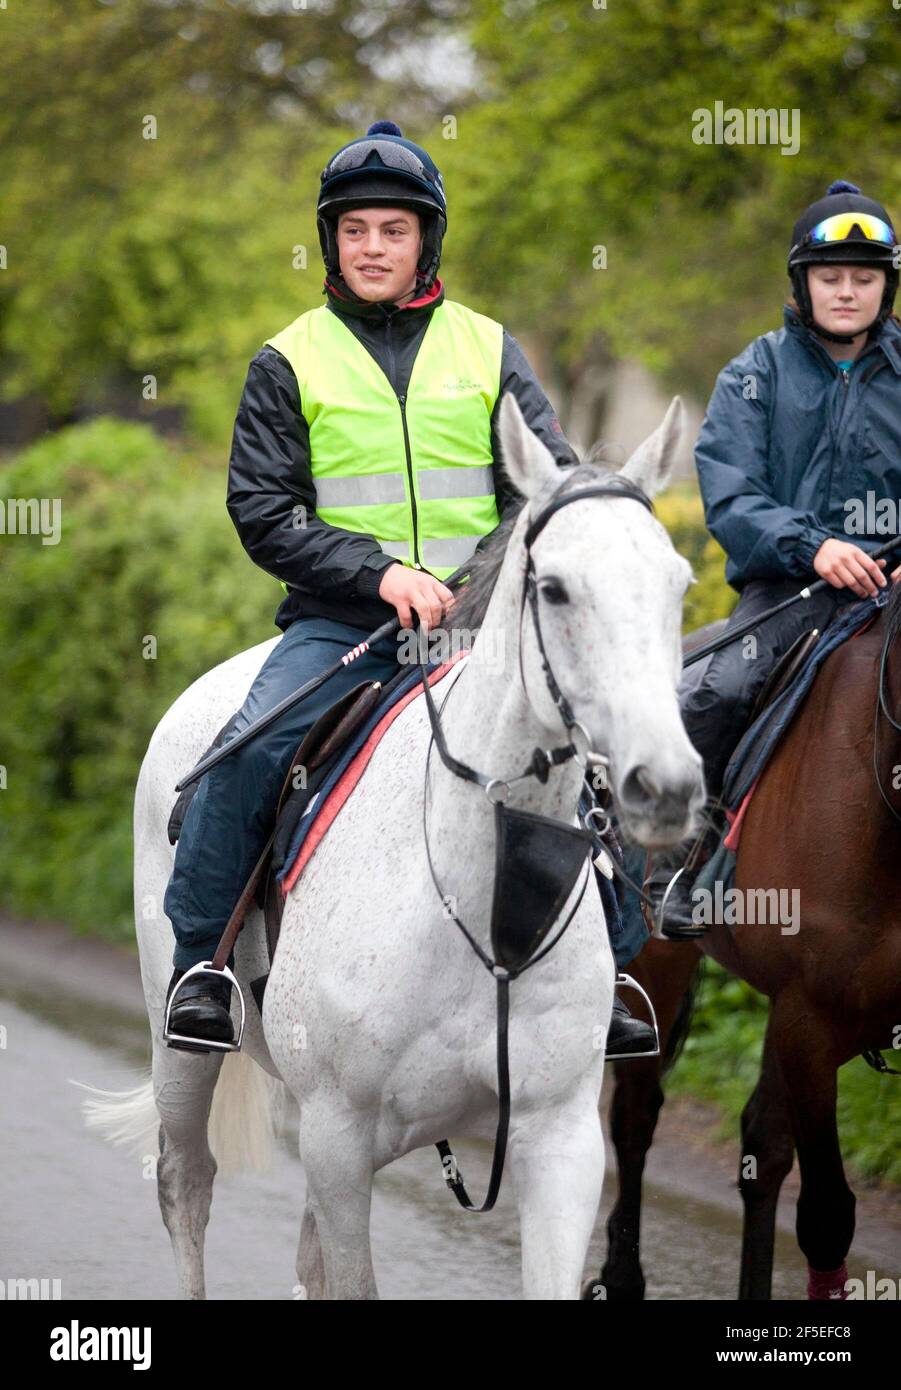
0, 417, 276, 937
667, 961, 901, 1186
654, 482, 737, 633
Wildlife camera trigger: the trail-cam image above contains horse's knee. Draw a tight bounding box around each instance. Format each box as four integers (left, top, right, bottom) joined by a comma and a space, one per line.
739, 1100, 793, 1200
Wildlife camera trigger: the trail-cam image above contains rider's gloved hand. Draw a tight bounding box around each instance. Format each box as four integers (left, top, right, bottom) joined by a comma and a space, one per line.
378, 562, 455, 631
813, 539, 888, 598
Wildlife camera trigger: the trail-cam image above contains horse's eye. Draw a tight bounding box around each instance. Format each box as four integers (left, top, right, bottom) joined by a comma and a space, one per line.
539, 579, 568, 605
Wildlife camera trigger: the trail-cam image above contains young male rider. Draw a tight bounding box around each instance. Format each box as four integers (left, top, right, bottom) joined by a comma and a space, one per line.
164, 121, 654, 1053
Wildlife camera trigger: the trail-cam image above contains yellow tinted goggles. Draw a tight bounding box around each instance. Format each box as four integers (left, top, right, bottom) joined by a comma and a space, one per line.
808, 212, 895, 246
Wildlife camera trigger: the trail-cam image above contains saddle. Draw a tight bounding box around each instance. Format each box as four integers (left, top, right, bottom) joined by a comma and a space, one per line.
654, 623, 823, 893
748, 627, 822, 723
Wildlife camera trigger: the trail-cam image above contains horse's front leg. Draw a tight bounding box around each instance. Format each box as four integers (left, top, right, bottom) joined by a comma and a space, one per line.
509, 1086, 605, 1300
738, 1014, 794, 1300
771, 994, 855, 1299
297, 1090, 379, 1300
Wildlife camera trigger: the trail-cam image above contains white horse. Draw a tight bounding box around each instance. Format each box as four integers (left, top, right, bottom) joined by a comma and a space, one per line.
83, 393, 703, 1300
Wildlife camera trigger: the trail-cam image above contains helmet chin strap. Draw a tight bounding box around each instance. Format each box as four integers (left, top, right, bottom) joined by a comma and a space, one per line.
810, 314, 876, 346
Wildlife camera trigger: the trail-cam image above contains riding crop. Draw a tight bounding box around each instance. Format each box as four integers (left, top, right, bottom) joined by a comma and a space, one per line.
682, 532, 901, 669
174, 562, 474, 792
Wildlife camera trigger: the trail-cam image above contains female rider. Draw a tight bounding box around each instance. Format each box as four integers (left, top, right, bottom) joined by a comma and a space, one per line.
656, 179, 901, 936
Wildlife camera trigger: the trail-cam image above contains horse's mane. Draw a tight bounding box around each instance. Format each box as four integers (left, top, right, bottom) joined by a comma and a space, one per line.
451, 461, 645, 632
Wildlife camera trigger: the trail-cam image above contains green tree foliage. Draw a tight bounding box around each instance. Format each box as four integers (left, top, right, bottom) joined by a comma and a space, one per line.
0, 0, 465, 438
444, 0, 901, 399
5, 1, 898, 425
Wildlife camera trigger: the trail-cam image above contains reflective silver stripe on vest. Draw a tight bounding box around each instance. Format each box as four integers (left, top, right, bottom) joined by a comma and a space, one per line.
379, 536, 483, 568
314, 472, 408, 508
421, 536, 482, 568
417, 466, 495, 501
316, 467, 495, 508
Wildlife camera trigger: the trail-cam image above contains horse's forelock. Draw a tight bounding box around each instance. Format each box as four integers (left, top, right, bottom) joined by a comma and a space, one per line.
450, 461, 641, 632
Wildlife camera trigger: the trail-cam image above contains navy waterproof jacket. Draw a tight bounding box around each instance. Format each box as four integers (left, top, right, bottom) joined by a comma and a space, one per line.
695, 307, 901, 591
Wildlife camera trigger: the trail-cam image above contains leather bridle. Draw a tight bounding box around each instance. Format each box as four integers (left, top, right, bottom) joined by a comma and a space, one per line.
420, 478, 655, 802
416, 473, 654, 1211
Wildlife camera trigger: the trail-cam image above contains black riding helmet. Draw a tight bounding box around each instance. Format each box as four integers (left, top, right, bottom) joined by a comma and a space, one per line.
787, 179, 899, 343
317, 120, 448, 292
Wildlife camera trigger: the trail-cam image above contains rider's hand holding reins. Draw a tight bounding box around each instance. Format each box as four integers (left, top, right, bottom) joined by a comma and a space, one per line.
812, 538, 895, 597
378, 562, 456, 631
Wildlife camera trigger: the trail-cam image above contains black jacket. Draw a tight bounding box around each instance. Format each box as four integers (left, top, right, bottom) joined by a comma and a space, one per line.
226, 275, 579, 632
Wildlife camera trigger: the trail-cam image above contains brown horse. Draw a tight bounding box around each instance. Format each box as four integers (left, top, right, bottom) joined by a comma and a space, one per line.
595, 584, 901, 1300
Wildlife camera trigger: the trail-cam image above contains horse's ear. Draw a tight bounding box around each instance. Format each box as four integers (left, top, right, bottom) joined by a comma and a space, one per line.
619, 396, 684, 499
497, 391, 562, 500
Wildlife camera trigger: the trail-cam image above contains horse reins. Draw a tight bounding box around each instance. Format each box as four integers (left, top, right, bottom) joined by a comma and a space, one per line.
417, 474, 655, 1210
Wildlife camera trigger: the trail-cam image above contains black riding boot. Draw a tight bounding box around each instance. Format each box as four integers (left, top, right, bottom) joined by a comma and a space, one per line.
166, 966, 234, 1051
646, 808, 726, 940
605, 991, 657, 1058
656, 861, 707, 939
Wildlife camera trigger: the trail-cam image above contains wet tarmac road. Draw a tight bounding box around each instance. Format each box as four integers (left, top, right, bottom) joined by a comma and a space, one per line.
1, 923, 898, 1300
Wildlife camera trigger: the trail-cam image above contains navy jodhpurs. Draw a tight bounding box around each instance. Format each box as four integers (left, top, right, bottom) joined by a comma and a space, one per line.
679, 577, 848, 799
615, 576, 850, 967
165, 616, 405, 971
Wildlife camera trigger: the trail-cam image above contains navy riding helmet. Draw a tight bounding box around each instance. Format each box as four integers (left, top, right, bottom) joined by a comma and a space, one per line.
317, 120, 448, 290
788, 179, 899, 342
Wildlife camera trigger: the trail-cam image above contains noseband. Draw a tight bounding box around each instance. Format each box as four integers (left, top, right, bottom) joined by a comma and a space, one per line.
417, 474, 654, 1211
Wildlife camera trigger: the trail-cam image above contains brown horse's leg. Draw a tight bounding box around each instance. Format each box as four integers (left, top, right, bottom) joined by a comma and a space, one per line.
737, 1014, 794, 1300
771, 995, 855, 1298
588, 942, 701, 1301
598, 1056, 665, 1300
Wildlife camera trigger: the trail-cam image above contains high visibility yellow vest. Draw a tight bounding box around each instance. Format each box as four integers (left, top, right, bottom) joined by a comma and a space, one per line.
265, 300, 503, 582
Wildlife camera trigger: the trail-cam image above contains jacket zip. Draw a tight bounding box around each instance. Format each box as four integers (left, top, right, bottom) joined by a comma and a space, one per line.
797, 323, 878, 517
397, 392, 421, 567
823, 364, 852, 515
383, 311, 422, 568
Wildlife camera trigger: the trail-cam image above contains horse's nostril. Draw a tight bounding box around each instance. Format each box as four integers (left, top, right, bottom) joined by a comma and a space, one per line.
634, 766, 662, 801
621, 765, 700, 813
622, 765, 659, 805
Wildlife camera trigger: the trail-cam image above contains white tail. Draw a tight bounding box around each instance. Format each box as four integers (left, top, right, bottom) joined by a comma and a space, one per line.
77, 1075, 160, 1154
75, 1052, 286, 1178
